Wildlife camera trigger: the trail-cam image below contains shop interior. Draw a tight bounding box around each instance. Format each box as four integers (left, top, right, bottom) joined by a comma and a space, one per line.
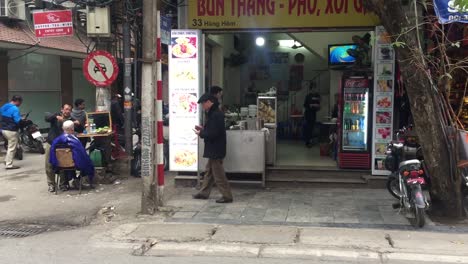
203, 30, 371, 169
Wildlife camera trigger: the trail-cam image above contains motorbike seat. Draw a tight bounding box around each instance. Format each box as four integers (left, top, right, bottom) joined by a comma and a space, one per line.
457, 160, 468, 169
393, 143, 404, 149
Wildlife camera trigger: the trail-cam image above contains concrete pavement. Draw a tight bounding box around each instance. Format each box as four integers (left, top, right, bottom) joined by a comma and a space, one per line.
90, 221, 468, 263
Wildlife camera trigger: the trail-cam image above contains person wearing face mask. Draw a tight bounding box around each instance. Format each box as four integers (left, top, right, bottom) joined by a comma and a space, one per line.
44, 104, 83, 193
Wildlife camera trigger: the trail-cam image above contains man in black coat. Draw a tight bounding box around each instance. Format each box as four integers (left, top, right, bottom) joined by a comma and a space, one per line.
192, 93, 233, 203
303, 89, 321, 147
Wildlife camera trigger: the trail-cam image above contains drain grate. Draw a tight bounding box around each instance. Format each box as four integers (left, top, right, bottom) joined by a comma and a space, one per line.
0, 225, 48, 238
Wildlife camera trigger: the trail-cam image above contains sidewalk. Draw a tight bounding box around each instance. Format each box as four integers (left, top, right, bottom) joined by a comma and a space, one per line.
164, 187, 434, 228
92, 221, 468, 263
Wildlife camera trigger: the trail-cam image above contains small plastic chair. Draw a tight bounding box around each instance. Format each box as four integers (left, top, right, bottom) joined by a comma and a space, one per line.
54, 146, 87, 195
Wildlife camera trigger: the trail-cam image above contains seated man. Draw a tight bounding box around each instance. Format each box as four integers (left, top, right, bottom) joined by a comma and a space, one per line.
49, 120, 95, 189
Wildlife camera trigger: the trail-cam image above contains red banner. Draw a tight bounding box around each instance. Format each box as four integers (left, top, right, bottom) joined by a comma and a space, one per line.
33, 10, 73, 38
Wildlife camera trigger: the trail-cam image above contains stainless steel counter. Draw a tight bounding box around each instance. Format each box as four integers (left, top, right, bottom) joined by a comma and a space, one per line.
198, 130, 266, 186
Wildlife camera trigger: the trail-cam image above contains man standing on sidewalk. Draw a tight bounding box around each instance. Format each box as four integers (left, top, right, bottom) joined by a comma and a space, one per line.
0, 95, 23, 170
192, 93, 233, 203
44, 104, 82, 192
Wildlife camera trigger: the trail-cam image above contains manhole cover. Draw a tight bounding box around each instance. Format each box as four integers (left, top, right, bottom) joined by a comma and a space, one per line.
0, 225, 48, 238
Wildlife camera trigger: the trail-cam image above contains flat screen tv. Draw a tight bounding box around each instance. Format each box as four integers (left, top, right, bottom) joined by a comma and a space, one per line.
328, 44, 358, 67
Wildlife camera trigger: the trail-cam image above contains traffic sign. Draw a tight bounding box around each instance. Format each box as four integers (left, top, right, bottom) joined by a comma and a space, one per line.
83, 50, 119, 87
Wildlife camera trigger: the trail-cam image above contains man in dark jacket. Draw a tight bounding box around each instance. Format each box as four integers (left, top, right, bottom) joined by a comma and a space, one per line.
44, 103, 83, 192
71, 98, 88, 147
192, 93, 233, 203
0, 95, 23, 169
303, 89, 321, 147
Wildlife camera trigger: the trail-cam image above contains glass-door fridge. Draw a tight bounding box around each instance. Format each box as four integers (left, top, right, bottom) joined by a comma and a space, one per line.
338, 75, 372, 169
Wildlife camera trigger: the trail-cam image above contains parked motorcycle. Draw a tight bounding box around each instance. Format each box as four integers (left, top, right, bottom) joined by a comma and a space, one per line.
385, 127, 429, 228
3, 111, 45, 159
19, 111, 45, 154
385, 127, 429, 199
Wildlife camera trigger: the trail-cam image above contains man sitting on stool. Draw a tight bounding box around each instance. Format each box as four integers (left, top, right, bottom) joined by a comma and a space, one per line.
50, 120, 95, 189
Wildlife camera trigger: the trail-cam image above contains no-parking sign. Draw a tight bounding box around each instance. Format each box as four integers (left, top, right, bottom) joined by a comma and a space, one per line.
83, 50, 119, 87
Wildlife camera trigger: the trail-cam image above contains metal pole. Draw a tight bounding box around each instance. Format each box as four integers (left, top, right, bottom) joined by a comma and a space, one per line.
141, 0, 157, 214
155, 10, 164, 206
123, 14, 133, 156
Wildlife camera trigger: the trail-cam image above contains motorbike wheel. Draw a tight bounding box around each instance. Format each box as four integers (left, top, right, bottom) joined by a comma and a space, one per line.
412, 207, 426, 228
34, 140, 45, 154
131, 152, 141, 177
386, 174, 401, 199
15, 147, 23, 160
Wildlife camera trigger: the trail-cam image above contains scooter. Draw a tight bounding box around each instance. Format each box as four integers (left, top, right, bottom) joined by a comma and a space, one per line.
393, 158, 429, 228
18, 111, 45, 154
3, 111, 45, 160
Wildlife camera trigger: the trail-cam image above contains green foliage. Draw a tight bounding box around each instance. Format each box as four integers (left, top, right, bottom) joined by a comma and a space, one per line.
391, 41, 407, 48
452, 0, 468, 12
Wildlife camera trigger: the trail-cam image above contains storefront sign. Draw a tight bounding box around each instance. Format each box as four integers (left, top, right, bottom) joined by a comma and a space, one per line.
434, 0, 468, 24
169, 30, 202, 171
33, 10, 73, 38
188, 0, 379, 29
371, 26, 395, 176
83, 50, 119, 87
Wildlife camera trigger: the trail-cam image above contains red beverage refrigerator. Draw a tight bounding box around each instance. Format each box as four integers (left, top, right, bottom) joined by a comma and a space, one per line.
338, 74, 372, 169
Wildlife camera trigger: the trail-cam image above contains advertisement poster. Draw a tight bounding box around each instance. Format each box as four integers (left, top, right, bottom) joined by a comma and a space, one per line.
169, 30, 202, 171
188, 0, 379, 29
433, 0, 468, 24
372, 26, 395, 175
33, 10, 73, 38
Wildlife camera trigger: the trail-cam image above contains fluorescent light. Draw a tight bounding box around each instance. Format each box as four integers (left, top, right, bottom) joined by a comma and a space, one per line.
256, 37, 265, 46
278, 40, 294, 47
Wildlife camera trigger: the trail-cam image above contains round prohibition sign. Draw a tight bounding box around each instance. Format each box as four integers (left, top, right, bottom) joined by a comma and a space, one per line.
83, 50, 119, 87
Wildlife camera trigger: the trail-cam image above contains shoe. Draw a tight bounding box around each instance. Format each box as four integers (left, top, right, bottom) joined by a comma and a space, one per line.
71, 179, 80, 190
59, 184, 70, 191
48, 185, 56, 193
192, 193, 208, 200
215, 198, 233, 203
5, 165, 20, 170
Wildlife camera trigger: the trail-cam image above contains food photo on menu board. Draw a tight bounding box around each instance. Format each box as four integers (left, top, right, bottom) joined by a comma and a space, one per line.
171, 93, 198, 115
377, 79, 393, 92
376, 111, 392, 124
376, 95, 392, 108
375, 143, 387, 155
173, 149, 197, 168
375, 158, 386, 170
171, 37, 197, 58
377, 64, 393, 76
378, 47, 394, 60
174, 69, 196, 81
376, 127, 392, 139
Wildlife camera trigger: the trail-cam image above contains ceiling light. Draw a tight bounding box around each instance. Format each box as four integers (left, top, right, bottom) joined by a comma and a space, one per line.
278, 40, 294, 47
255, 37, 265, 47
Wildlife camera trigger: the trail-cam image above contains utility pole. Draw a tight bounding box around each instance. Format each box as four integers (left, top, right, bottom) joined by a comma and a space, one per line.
123, 6, 133, 156
141, 0, 157, 214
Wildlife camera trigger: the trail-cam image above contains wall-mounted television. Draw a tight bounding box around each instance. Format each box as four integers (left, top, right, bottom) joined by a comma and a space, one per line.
328, 44, 358, 67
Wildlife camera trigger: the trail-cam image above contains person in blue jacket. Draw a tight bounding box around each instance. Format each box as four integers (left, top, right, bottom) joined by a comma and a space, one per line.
1, 95, 23, 170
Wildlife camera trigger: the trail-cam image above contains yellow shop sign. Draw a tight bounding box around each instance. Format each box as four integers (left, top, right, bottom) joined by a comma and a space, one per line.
188, 0, 380, 29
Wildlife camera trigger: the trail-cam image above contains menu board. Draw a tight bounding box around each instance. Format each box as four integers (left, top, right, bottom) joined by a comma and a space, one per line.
169, 30, 202, 171
372, 26, 395, 176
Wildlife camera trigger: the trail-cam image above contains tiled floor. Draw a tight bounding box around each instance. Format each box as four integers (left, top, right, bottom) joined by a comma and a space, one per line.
165, 187, 434, 228
276, 140, 337, 167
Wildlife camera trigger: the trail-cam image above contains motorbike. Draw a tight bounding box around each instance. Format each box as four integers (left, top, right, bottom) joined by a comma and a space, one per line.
385, 127, 429, 228
131, 105, 169, 177
385, 127, 429, 199
3, 111, 45, 159
19, 111, 45, 154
